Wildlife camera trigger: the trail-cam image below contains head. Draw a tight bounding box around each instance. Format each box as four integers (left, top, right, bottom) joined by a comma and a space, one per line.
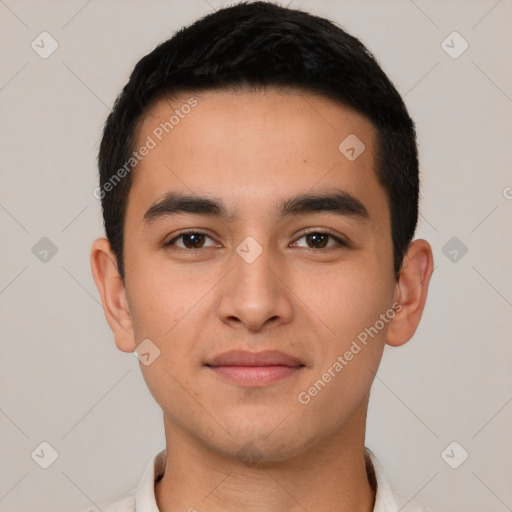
91, 1, 433, 464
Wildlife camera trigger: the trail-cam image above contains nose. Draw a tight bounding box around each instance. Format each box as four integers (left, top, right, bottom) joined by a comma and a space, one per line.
217, 240, 294, 332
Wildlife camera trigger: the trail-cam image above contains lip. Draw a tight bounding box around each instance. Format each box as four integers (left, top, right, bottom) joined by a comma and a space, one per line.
205, 350, 305, 387
205, 350, 304, 367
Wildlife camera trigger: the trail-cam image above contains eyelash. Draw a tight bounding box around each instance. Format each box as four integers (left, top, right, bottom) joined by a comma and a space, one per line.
164, 229, 348, 251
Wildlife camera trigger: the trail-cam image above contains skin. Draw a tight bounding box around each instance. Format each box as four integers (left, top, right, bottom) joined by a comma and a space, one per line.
91, 87, 433, 512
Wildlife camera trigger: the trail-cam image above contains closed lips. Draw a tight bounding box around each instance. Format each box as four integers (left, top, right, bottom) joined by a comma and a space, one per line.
205, 350, 304, 367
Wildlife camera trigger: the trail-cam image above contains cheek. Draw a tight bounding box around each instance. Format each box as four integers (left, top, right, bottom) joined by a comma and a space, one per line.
295, 259, 393, 400
298, 259, 393, 341
129, 270, 206, 426
126, 263, 213, 389
126, 259, 194, 339
296, 275, 389, 420
139, 356, 206, 438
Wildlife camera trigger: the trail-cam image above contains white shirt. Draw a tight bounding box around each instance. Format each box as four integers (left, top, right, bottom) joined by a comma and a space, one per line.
85, 448, 428, 512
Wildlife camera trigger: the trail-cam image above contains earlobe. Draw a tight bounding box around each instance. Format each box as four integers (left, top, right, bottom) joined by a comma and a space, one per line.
386, 239, 434, 347
90, 237, 136, 352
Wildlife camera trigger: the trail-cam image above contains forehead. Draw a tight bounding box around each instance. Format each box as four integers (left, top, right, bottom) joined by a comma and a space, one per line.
127, 88, 388, 227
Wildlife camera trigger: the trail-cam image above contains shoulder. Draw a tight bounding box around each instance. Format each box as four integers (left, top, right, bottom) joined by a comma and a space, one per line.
393, 491, 430, 512
365, 447, 430, 512
80, 488, 137, 512
79, 448, 165, 512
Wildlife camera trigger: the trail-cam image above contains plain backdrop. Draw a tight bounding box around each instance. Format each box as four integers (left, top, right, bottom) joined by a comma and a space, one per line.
1, 1, 511, 511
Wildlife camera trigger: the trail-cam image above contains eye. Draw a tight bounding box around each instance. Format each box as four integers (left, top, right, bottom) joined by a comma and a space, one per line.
292, 230, 347, 250
165, 231, 217, 249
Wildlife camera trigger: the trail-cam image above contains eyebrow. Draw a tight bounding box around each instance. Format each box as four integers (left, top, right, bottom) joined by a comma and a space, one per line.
143, 188, 369, 226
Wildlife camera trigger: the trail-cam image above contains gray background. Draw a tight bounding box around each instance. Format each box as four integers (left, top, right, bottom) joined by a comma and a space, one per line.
1, 0, 511, 511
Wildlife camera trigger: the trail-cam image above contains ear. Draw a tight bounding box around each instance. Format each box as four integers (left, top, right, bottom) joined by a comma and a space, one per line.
386, 239, 434, 347
90, 237, 136, 352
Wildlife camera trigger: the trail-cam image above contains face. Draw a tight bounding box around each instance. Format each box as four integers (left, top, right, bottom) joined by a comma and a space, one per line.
120, 88, 399, 462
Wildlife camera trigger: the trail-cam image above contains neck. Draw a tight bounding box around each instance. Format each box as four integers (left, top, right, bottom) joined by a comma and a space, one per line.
155, 406, 375, 512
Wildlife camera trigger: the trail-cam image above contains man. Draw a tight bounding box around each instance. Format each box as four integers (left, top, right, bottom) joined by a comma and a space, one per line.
89, 2, 433, 511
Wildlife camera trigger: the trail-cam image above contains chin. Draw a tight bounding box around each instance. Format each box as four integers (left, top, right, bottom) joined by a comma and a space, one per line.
204, 419, 318, 466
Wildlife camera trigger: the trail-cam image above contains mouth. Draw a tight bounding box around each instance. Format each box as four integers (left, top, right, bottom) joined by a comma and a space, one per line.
204, 350, 305, 387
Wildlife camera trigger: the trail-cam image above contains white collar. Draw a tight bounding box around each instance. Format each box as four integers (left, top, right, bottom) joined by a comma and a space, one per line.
129, 447, 426, 512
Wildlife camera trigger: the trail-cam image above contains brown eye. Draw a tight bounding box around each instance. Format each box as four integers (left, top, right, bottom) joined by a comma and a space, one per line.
181, 233, 206, 249
305, 232, 329, 249
166, 232, 215, 249
293, 231, 347, 250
